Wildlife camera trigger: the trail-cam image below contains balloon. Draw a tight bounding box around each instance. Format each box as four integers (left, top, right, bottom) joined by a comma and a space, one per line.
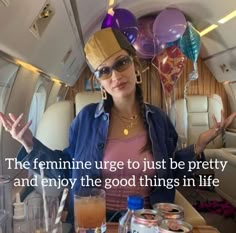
101, 8, 138, 44
152, 45, 186, 94
133, 15, 158, 59
178, 22, 201, 63
153, 8, 187, 43
101, 13, 113, 28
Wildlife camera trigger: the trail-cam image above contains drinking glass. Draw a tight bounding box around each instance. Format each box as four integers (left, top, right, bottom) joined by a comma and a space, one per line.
74, 188, 106, 233
27, 196, 62, 233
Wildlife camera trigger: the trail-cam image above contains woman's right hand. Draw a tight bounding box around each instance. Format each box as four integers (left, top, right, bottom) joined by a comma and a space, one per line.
0, 112, 33, 153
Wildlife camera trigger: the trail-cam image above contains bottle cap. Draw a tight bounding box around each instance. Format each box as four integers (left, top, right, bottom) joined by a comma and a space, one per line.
13, 193, 25, 220
127, 195, 144, 210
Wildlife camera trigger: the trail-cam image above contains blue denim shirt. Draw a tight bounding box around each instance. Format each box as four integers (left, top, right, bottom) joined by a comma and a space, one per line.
17, 102, 200, 221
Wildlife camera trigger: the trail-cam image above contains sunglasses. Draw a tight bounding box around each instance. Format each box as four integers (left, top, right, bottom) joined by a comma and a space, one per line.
94, 55, 133, 80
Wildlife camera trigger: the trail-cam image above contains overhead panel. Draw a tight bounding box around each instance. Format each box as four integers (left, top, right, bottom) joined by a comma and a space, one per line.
0, 0, 85, 86
0, 0, 10, 7
205, 49, 236, 82
76, 0, 108, 40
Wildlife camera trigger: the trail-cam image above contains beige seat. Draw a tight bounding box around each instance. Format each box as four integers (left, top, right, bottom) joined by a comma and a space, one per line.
171, 95, 236, 207
36, 100, 74, 150
33, 100, 74, 196
75, 91, 101, 115
170, 95, 223, 149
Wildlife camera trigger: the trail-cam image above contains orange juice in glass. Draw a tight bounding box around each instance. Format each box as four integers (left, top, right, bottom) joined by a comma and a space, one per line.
74, 188, 106, 233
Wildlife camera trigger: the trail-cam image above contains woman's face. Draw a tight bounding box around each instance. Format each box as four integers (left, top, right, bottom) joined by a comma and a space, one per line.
95, 50, 137, 99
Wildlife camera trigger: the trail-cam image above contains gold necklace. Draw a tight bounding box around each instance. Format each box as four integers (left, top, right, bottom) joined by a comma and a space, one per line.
112, 110, 139, 136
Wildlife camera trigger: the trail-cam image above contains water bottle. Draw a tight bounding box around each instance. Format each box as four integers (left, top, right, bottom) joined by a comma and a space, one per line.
118, 195, 144, 233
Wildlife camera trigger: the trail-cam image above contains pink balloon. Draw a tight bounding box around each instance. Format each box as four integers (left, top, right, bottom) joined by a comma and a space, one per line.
153, 8, 187, 43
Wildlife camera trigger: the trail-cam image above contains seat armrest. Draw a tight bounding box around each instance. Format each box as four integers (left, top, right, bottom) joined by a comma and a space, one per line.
204, 149, 236, 207
224, 129, 236, 148
205, 149, 236, 166
222, 148, 236, 155
175, 190, 206, 226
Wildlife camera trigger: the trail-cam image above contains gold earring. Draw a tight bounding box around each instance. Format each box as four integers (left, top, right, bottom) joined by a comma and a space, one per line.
136, 70, 142, 84
101, 86, 107, 100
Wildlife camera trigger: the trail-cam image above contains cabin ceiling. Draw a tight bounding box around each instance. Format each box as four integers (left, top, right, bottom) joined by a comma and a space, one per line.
76, 0, 236, 82
0, 0, 235, 85
77, 0, 236, 59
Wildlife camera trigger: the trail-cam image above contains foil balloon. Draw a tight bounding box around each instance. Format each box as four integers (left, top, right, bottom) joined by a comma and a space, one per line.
101, 8, 138, 44
153, 8, 187, 43
133, 15, 158, 59
178, 22, 201, 63
178, 22, 200, 81
152, 45, 186, 94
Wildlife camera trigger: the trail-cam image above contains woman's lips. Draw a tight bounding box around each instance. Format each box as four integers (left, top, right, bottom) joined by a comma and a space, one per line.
113, 82, 127, 89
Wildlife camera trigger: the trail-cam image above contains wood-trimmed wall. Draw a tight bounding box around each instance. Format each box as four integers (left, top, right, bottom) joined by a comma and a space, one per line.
66, 58, 230, 116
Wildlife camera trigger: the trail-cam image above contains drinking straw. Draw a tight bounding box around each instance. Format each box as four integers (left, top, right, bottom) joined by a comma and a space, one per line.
52, 188, 69, 233
40, 168, 49, 232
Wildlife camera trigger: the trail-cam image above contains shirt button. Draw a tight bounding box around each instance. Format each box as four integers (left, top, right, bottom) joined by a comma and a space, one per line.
98, 143, 104, 150
103, 114, 108, 120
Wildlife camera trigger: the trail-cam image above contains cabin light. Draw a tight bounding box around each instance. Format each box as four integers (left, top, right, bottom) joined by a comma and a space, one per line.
39, 3, 53, 19
108, 0, 114, 6
218, 10, 236, 24
51, 78, 61, 84
108, 7, 114, 15
200, 24, 218, 37
16, 60, 40, 73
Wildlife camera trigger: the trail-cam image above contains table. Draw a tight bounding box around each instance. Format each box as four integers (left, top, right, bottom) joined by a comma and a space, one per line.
107, 223, 220, 233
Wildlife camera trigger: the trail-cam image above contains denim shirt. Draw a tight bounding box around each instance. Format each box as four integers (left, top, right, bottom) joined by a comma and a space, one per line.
17, 102, 200, 221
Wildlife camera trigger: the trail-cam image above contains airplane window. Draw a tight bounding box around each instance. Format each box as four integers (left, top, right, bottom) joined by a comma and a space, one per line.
28, 81, 47, 136
0, 58, 19, 113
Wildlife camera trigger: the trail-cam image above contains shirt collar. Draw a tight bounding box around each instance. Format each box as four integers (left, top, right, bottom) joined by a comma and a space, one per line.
94, 101, 154, 118
95, 101, 105, 118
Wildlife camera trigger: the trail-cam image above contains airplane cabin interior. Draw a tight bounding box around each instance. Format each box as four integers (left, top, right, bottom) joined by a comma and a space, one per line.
0, 0, 236, 233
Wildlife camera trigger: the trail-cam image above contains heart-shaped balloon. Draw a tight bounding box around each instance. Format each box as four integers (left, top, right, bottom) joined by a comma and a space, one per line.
152, 45, 186, 94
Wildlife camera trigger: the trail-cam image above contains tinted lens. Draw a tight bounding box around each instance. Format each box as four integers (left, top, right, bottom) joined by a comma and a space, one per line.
94, 56, 132, 80
94, 66, 111, 80
113, 56, 132, 72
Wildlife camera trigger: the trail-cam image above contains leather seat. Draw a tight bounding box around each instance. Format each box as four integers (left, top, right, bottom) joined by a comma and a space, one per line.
33, 100, 74, 196
170, 95, 223, 149
170, 95, 236, 207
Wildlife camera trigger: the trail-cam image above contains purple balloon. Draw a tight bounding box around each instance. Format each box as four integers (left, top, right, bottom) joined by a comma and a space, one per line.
101, 8, 138, 44
153, 8, 187, 43
101, 13, 113, 28
133, 15, 159, 59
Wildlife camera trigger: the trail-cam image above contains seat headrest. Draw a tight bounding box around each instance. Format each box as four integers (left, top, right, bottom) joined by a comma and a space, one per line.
36, 101, 74, 150
171, 95, 224, 149
186, 96, 208, 112
75, 91, 101, 115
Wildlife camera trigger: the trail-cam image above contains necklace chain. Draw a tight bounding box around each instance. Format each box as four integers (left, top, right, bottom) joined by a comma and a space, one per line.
112, 109, 139, 136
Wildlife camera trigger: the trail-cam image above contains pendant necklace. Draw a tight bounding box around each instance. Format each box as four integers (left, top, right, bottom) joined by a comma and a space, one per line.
113, 110, 139, 136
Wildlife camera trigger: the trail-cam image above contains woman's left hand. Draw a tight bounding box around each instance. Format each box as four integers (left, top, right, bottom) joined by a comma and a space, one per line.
195, 110, 236, 154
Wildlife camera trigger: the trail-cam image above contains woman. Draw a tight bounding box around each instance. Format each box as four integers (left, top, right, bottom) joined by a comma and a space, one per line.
1, 28, 236, 222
